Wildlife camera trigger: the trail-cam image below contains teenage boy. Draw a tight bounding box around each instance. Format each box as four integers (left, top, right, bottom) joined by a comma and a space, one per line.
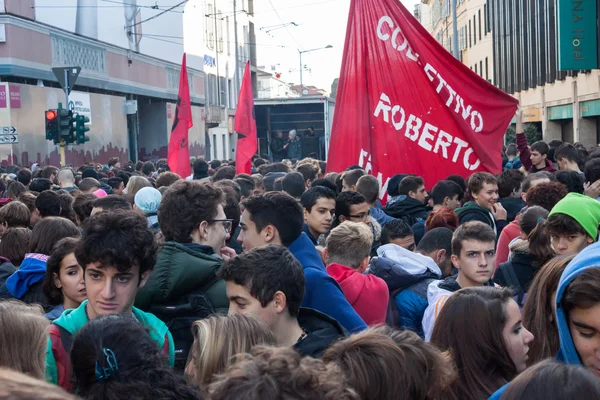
547, 193, 600, 255
422, 221, 496, 341
356, 175, 394, 227
324, 222, 389, 326
504, 143, 522, 170
515, 110, 556, 173
341, 169, 366, 192
554, 143, 582, 174
381, 218, 416, 251
411, 180, 462, 243
384, 176, 430, 225
456, 172, 508, 238
46, 210, 174, 392
300, 186, 336, 246
497, 170, 525, 223
334, 191, 371, 226
238, 192, 367, 333
219, 245, 347, 357
370, 227, 454, 338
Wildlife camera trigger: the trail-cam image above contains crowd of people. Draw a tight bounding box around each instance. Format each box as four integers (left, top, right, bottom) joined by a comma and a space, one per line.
1, 111, 600, 399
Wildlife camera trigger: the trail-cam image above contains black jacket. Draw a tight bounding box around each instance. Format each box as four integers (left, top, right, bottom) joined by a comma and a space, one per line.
384, 197, 430, 225
494, 252, 539, 293
456, 201, 508, 240
498, 197, 525, 223
294, 308, 347, 358
0, 258, 16, 287
270, 137, 286, 160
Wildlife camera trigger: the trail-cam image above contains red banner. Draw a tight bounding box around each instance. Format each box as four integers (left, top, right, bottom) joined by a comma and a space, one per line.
327, 0, 518, 203
168, 53, 193, 179
235, 61, 257, 175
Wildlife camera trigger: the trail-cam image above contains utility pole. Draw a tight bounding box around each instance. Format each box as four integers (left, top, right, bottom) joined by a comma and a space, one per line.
233, 0, 240, 97
299, 51, 303, 95
213, 0, 221, 107
451, 0, 459, 59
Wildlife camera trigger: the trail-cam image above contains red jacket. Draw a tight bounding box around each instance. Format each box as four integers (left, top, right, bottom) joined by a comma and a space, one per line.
326, 263, 389, 326
495, 218, 521, 270
516, 133, 557, 173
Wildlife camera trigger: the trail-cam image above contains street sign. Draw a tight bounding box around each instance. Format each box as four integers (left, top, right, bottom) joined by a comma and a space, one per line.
1, 126, 16, 135
0, 134, 18, 144
52, 67, 81, 96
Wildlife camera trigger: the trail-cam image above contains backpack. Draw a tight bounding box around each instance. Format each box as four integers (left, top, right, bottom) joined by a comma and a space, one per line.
500, 262, 527, 308
148, 275, 218, 371
385, 286, 406, 327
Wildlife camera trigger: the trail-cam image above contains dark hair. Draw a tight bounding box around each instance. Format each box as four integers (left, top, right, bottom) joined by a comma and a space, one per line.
214, 180, 242, 201
452, 221, 496, 256
0, 201, 30, 228
18, 192, 36, 214
71, 315, 201, 399
522, 254, 575, 366
141, 161, 156, 177
584, 158, 600, 184
467, 172, 497, 196
281, 172, 305, 198
425, 207, 459, 232
6, 181, 27, 200
213, 166, 236, 182
417, 227, 453, 256
78, 178, 101, 193
210, 159, 222, 170
497, 170, 524, 198
158, 181, 224, 243
356, 175, 380, 204
335, 191, 367, 224
107, 157, 120, 168
311, 178, 338, 194
546, 213, 587, 237
106, 177, 123, 191
506, 143, 518, 157
218, 245, 305, 317
34, 191, 61, 218
500, 359, 600, 400
29, 217, 80, 255
562, 267, 600, 317
193, 159, 209, 177
116, 171, 130, 187
219, 186, 241, 243
445, 175, 467, 195
28, 178, 53, 193
75, 210, 157, 278
295, 164, 317, 184
300, 186, 336, 213
531, 140, 550, 156
93, 195, 132, 212
342, 169, 366, 189
520, 206, 554, 266
16, 169, 32, 186
234, 175, 256, 199
398, 176, 424, 196
431, 287, 518, 400
81, 168, 99, 180
554, 170, 584, 194
525, 181, 568, 211
41, 166, 58, 180
0, 227, 31, 266
72, 193, 98, 226
56, 191, 76, 224
381, 219, 413, 244
242, 192, 303, 247
431, 180, 463, 205
387, 174, 409, 197
43, 238, 80, 306
266, 162, 290, 174
253, 158, 267, 168
554, 143, 580, 164
155, 172, 181, 188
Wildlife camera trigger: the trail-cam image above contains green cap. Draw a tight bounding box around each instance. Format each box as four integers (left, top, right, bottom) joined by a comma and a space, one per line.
549, 193, 600, 240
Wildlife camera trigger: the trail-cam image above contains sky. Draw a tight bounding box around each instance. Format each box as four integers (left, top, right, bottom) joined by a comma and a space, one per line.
254, 0, 420, 94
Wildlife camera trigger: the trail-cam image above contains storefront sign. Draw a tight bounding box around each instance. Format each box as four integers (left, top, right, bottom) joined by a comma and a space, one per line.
558, 0, 598, 70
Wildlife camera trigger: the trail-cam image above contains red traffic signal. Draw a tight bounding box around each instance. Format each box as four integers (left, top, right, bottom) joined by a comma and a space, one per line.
46, 110, 57, 120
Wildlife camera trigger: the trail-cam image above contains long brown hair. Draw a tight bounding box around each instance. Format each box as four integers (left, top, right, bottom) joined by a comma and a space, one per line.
0, 301, 49, 379
520, 206, 554, 266
431, 286, 517, 400
0, 368, 77, 400
522, 254, 574, 366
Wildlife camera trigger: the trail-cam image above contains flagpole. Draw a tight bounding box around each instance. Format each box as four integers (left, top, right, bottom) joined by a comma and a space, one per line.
452, 0, 459, 58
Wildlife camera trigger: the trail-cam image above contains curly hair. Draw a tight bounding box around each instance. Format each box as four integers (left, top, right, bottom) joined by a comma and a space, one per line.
75, 210, 157, 278
525, 181, 568, 211
158, 180, 224, 243
155, 171, 182, 188
71, 315, 202, 400
72, 193, 98, 226
425, 207, 459, 232
208, 346, 359, 400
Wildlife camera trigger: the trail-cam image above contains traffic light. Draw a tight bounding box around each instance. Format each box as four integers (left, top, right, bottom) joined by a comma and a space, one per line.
75, 114, 90, 144
45, 109, 59, 144
58, 109, 73, 139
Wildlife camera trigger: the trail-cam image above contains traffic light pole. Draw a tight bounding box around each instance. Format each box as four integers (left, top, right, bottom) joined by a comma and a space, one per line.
60, 70, 70, 167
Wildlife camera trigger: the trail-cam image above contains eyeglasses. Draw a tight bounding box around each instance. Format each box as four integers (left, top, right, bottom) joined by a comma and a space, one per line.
348, 210, 371, 220
207, 219, 234, 234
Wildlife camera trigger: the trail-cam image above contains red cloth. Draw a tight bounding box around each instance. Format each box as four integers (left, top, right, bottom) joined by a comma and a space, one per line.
495, 217, 521, 270
326, 263, 389, 326
326, 0, 518, 203
167, 53, 193, 178
235, 61, 257, 175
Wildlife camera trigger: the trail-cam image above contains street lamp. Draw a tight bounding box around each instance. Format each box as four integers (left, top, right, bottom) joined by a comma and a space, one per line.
298, 45, 333, 95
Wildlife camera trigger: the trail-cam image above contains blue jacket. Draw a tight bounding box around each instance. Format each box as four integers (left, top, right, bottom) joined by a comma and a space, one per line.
490, 242, 597, 400
288, 233, 367, 333
370, 207, 394, 227
369, 244, 441, 338
6, 253, 48, 298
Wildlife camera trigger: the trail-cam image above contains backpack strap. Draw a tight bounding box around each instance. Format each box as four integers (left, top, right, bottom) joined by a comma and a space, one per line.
501, 263, 524, 305
58, 325, 73, 353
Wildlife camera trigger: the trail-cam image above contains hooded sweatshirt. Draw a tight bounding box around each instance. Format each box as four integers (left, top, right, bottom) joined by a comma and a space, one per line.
384, 196, 430, 225
326, 263, 389, 326
294, 307, 348, 357
5, 253, 48, 298
45, 300, 174, 392
288, 232, 367, 333
456, 201, 508, 239
369, 244, 441, 337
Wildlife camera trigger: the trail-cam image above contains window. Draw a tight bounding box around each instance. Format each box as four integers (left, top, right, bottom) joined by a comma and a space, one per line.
473, 16, 476, 45
478, 9, 482, 40
213, 133, 217, 160
206, 4, 215, 50
217, 11, 224, 53
222, 134, 227, 160
475, 64, 478, 74
468, 20, 472, 48
479, 61, 483, 76
226, 16, 230, 56
485, 57, 489, 81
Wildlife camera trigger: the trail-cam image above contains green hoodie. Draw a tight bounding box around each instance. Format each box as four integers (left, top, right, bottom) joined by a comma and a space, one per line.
45, 300, 175, 385
455, 201, 494, 226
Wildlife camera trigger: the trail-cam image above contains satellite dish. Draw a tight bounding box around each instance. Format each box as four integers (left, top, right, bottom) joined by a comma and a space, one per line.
302, 89, 309, 95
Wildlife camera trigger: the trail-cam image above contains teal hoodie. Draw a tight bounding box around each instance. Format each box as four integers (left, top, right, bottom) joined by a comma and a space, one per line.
45, 300, 174, 385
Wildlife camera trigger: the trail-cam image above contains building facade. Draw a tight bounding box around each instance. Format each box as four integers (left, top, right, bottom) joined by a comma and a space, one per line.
257, 69, 299, 99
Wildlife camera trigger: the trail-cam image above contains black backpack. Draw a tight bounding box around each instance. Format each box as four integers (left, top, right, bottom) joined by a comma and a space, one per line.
499, 262, 527, 308
148, 275, 218, 371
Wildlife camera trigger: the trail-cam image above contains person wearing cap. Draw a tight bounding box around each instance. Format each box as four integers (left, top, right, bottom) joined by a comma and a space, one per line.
285, 130, 302, 160
546, 193, 600, 255
82, 167, 114, 195
134, 187, 162, 233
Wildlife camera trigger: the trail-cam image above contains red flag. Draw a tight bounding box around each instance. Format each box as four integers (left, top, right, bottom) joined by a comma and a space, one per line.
235, 61, 257, 175
327, 0, 518, 203
168, 53, 193, 178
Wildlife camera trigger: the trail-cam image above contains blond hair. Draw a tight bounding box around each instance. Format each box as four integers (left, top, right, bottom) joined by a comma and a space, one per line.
0, 368, 77, 400
124, 176, 151, 198
296, 157, 321, 176
0, 301, 49, 379
187, 314, 276, 387
326, 221, 373, 269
